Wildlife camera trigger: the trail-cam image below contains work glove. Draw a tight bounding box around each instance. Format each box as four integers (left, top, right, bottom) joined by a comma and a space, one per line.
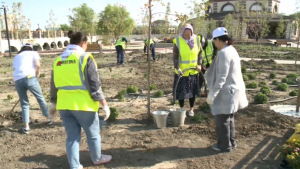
178, 68, 183, 76
206, 91, 218, 105
102, 105, 110, 121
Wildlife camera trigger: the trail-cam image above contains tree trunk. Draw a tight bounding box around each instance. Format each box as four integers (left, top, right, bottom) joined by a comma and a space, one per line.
295, 26, 300, 65
147, 0, 152, 118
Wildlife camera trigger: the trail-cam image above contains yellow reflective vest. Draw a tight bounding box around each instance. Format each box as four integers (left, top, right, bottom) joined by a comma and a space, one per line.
203, 40, 214, 66
53, 53, 99, 112
115, 38, 126, 49
173, 35, 202, 77
145, 39, 155, 45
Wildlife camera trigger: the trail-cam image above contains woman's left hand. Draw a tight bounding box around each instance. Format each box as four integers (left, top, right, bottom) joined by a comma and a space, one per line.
196, 65, 201, 72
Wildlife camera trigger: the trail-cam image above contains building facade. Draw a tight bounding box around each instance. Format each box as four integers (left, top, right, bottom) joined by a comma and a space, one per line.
202, 0, 297, 40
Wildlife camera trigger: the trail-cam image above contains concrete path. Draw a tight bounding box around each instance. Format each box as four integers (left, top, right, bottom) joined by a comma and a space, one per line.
240, 57, 300, 65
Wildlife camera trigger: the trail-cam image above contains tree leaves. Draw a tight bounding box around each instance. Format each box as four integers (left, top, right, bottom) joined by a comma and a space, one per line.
97, 4, 135, 41
68, 3, 97, 35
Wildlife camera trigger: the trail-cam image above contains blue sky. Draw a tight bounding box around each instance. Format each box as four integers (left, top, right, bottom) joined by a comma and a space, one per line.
3, 0, 299, 30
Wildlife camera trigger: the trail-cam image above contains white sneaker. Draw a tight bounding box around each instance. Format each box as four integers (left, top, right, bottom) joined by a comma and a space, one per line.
188, 111, 194, 117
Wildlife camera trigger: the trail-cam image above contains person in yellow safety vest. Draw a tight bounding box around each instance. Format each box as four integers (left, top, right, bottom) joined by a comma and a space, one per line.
50, 31, 112, 168
172, 23, 203, 117
144, 39, 156, 61
115, 37, 128, 65
198, 38, 218, 96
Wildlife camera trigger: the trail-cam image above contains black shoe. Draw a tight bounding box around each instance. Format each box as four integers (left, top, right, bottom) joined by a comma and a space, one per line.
212, 144, 231, 152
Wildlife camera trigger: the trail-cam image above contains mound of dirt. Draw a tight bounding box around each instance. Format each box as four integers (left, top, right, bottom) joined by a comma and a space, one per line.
172, 104, 297, 138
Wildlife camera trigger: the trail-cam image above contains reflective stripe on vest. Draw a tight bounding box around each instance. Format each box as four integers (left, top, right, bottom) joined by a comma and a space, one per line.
203, 41, 214, 66
57, 55, 87, 90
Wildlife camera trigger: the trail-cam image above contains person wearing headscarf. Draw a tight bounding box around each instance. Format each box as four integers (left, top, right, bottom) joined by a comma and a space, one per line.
206, 27, 248, 152
172, 23, 203, 117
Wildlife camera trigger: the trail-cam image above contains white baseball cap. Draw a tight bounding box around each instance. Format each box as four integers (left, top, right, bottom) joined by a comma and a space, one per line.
22, 43, 33, 48
211, 27, 228, 40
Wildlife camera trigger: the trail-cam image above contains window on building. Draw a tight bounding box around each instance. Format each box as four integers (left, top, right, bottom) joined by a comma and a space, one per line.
250, 4, 263, 12
208, 6, 212, 13
273, 5, 278, 13
222, 4, 235, 12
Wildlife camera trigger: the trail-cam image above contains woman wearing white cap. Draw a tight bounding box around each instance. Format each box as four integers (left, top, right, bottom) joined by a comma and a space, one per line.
205, 27, 248, 152
13, 43, 51, 134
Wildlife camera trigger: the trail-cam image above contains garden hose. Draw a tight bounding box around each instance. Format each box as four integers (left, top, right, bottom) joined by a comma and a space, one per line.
173, 67, 207, 105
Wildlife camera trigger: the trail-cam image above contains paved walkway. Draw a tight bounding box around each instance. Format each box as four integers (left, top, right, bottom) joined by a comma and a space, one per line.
240, 57, 300, 65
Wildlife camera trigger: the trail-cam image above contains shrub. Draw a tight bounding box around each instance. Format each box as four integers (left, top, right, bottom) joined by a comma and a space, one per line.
289, 90, 298, 96
154, 90, 164, 97
115, 90, 127, 102
7, 94, 13, 100
269, 72, 276, 79
127, 85, 138, 93
260, 81, 268, 86
281, 78, 288, 83
254, 93, 268, 104
286, 73, 298, 79
39, 73, 46, 78
149, 84, 157, 90
241, 66, 247, 73
272, 80, 279, 86
281, 78, 296, 85
246, 82, 258, 89
170, 99, 179, 105
260, 86, 271, 95
198, 102, 211, 112
277, 83, 288, 91
191, 114, 209, 123
247, 73, 256, 80
108, 107, 119, 121
243, 75, 249, 81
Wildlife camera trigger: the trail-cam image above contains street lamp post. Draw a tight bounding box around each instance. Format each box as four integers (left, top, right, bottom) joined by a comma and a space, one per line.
1, 4, 11, 58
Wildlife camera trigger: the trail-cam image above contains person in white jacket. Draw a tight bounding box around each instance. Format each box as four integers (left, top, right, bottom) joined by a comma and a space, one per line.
206, 27, 248, 152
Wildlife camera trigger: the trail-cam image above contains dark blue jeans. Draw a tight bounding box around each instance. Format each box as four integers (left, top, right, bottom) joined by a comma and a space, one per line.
115, 45, 124, 64
144, 44, 156, 61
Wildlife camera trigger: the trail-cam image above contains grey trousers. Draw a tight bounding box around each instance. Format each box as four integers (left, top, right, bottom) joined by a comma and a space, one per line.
215, 114, 236, 152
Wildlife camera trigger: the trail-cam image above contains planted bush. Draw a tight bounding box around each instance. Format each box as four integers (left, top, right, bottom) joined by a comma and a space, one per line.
254, 93, 268, 104
246, 82, 258, 89
154, 90, 164, 97
115, 90, 127, 102
127, 85, 138, 93
149, 84, 157, 90
247, 73, 256, 80
286, 73, 298, 79
191, 114, 208, 123
199, 102, 211, 112
243, 75, 249, 81
241, 66, 247, 73
289, 90, 298, 96
272, 80, 279, 85
281, 78, 296, 85
277, 83, 288, 91
7, 94, 13, 100
281, 78, 288, 83
260, 86, 271, 95
39, 73, 46, 78
108, 107, 119, 121
269, 72, 276, 79
260, 81, 268, 86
